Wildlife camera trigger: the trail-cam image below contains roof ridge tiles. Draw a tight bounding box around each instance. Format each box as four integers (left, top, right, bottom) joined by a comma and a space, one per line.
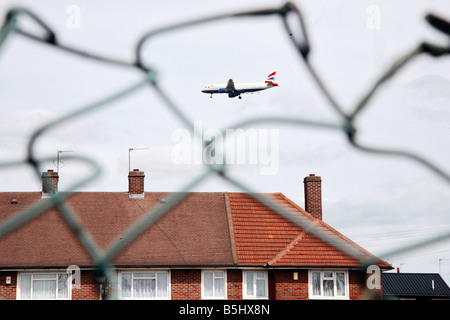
267, 230, 308, 266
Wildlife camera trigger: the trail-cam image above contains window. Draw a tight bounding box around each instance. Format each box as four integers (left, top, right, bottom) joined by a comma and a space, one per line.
243, 270, 268, 299
309, 270, 348, 299
202, 270, 226, 299
119, 271, 169, 299
18, 273, 70, 300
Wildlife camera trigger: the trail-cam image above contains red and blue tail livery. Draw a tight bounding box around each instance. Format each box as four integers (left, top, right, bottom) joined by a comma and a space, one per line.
202, 71, 278, 99
266, 71, 276, 81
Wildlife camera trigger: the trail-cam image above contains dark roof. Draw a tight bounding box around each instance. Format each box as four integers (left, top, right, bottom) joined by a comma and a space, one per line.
382, 273, 450, 298
0, 192, 234, 268
0, 191, 390, 269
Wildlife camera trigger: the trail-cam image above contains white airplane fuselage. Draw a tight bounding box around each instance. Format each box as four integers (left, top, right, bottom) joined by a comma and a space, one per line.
202, 71, 278, 99
203, 82, 273, 93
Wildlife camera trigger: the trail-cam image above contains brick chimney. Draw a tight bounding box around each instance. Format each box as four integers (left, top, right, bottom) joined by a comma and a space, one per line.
128, 169, 145, 199
42, 169, 59, 196
303, 174, 322, 220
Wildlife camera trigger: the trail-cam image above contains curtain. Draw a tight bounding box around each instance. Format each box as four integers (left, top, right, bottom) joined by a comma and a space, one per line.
204, 272, 213, 297
33, 279, 57, 299
245, 271, 254, 296
256, 272, 265, 297
336, 272, 346, 296
58, 274, 69, 299
323, 279, 334, 297
20, 274, 31, 300
256, 279, 265, 297
311, 272, 321, 296
20, 273, 69, 300
214, 272, 225, 298
134, 279, 155, 298
157, 273, 168, 297
121, 273, 132, 297
121, 272, 168, 298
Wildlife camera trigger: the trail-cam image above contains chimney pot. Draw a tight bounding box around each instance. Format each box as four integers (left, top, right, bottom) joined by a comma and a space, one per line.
303, 174, 322, 220
42, 169, 59, 196
128, 169, 145, 199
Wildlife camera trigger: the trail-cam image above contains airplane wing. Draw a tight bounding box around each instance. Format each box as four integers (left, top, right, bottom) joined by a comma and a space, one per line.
226, 79, 236, 92
225, 79, 240, 98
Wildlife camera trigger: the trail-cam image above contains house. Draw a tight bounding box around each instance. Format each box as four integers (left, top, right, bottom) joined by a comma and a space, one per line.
0, 170, 391, 300
382, 272, 450, 300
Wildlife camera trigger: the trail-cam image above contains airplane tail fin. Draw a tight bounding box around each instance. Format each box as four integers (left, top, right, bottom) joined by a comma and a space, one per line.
265, 71, 278, 86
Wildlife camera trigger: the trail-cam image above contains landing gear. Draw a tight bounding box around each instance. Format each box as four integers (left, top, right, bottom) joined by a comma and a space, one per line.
210, 94, 213, 98
238, 95, 242, 99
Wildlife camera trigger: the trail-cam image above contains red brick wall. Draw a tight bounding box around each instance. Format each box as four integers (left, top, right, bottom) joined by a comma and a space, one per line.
349, 271, 383, 300
72, 271, 100, 300
304, 174, 322, 220
271, 270, 309, 300
349, 271, 363, 300
1, 269, 378, 300
171, 269, 201, 300
270, 270, 375, 300
227, 269, 242, 300
0, 272, 17, 300
170, 269, 243, 300
128, 170, 145, 195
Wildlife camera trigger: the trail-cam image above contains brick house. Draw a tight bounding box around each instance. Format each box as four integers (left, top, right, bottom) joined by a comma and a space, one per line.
0, 170, 391, 300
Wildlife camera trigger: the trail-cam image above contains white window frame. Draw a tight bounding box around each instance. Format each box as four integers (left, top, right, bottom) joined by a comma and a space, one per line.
17, 272, 71, 300
201, 269, 227, 300
118, 270, 170, 300
242, 270, 268, 299
308, 270, 349, 300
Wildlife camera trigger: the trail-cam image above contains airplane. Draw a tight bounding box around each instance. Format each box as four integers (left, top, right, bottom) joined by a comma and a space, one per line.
202, 71, 278, 99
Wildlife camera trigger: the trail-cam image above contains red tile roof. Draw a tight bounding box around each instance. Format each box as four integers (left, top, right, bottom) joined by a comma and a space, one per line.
0, 191, 390, 269
228, 193, 389, 268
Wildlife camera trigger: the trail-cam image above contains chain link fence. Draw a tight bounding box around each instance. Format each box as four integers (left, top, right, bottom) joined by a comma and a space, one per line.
0, 2, 449, 299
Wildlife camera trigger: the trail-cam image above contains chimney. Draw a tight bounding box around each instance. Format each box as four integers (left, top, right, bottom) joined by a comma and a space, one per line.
128, 169, 145, 199
42, 169, 59, 196
303, 174, 322, 220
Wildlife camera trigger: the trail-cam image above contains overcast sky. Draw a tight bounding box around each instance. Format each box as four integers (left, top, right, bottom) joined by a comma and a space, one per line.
0, 0, 449, 284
